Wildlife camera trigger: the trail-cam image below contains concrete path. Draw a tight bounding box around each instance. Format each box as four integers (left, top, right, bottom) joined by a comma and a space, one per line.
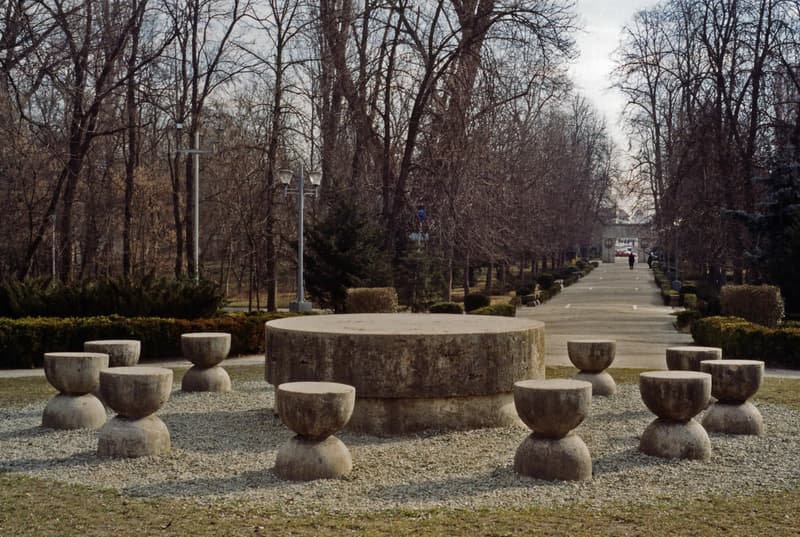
516, 259, 693, 370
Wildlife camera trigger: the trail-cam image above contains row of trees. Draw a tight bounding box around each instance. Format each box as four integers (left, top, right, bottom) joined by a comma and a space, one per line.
615, 0, 800, 311
0, 0, 617, 309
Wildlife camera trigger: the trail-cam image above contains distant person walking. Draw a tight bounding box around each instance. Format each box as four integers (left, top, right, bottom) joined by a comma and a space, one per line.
647, 252, 653, 268
628, 251, 635, 270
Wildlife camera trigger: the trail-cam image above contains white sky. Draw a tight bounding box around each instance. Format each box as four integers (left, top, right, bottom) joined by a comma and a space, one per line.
569, 0, 662, 150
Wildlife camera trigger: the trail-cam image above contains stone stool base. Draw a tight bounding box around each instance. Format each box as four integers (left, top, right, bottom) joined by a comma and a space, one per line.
97, 415, 171, 458
42, 394, 106, 430
573, 371, 616, 396
514, 433, 592, 481
274, 435, 352, 481
181, 365, 231, 393
702, 402, 763, 435
640, 418, 710, 460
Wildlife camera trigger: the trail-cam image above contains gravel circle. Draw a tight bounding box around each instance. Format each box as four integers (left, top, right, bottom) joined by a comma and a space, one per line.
2, 381, 799, 515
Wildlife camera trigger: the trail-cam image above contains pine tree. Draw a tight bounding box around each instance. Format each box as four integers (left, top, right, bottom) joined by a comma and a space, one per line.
725, 157, 800, 314
303, 199, 392, 312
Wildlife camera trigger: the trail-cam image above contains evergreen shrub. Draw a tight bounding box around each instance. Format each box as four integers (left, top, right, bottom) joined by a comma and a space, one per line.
468, 303, 516, 317
674, 309, 702, 330
541, 282, 562, 300
463, 293, 490, 312
345, 288, 398, 313
0, 276, 224, 319
0, 312, 296, 369
691, 316, 800, 368
516, 283, 535, 296
720, 285, 785, 327
429, 302, 464, 314
536, 273, 554, 290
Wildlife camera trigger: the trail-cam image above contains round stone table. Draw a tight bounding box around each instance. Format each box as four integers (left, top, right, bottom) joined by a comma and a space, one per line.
265, 314, 546, 435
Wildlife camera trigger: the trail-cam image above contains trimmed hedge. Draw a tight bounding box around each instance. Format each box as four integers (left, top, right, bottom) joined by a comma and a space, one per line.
345, 287, 398, 313
0, 312, 298, 369
536, 273, 555, 290
683, 293, 698, 309
429, 302, 464, 314
674, 309, 702, 330
0, 277, 224, 319
691, 316, 800, 368
468, 303, 516, 317
720, 285, 785, 328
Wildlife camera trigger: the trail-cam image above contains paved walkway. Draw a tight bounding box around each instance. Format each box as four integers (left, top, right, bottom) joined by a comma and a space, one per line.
516, 260, 800, 377
517, 260, 694, 370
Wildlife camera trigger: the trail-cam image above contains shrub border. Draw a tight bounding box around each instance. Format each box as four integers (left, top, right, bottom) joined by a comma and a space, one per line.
0, 312, 300, 369
691, 316, 800, 368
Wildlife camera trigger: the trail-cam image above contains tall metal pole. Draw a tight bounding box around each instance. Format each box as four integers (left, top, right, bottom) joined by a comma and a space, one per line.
193, 129, 200, 283
51, 214, 56, 281
296, 163, 305, 305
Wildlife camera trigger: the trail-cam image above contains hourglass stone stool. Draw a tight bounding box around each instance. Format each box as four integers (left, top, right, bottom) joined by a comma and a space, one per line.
97, 366, 173, 458
666, 346, 721, 371
700, 359, 764, 435
567, 340, 616, 396
513, 379, 593, 481
639, 371, 711, 460
274, 382, 355, 481
84, 339, 141, 367
180, 332, 231, 392
42, 352, 109, 430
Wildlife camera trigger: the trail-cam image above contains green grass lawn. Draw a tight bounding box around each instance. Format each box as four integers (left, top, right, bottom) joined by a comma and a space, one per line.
1, 365, 798, 536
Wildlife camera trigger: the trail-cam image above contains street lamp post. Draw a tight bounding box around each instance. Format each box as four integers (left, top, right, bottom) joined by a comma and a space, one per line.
50, 213, 56, 282
279, 164, 322, 312
175, 122, 211, 283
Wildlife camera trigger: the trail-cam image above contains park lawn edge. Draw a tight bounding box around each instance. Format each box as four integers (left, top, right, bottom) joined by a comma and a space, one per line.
0, 472, 798, 537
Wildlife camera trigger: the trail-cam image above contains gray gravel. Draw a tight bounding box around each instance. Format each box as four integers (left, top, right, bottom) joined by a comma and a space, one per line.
2, 381, 799, 515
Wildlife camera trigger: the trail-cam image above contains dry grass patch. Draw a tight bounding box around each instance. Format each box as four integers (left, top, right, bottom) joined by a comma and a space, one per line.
0, 473, 798, 537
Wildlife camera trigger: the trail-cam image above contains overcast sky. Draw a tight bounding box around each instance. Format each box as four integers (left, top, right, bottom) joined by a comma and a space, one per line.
568, 0, 662, 149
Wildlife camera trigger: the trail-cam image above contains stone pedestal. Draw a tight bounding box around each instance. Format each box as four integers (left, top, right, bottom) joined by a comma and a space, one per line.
42, 352, 108, 430
84, 340, 141, 367
700, 359, 764, 435
513, 379, 592, 481
97, 366, 173, 458
639, 371, 711, 460
666, 346, 721, 371
567, 340, 616, 396
274, 381, 355, 481
180, 332, 231, 392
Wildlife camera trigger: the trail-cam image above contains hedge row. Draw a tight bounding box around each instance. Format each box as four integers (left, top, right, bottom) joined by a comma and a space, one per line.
0, 312, 298, 369
345, 287, 398, 313
468, 303, 516, 317
720, 285, 785, 328
0, 277, 224, 319
429, 302, 464, 314
691, 316, 800, 368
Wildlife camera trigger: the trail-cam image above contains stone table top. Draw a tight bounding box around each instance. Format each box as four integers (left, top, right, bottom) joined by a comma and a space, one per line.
266, 313, 544, 335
